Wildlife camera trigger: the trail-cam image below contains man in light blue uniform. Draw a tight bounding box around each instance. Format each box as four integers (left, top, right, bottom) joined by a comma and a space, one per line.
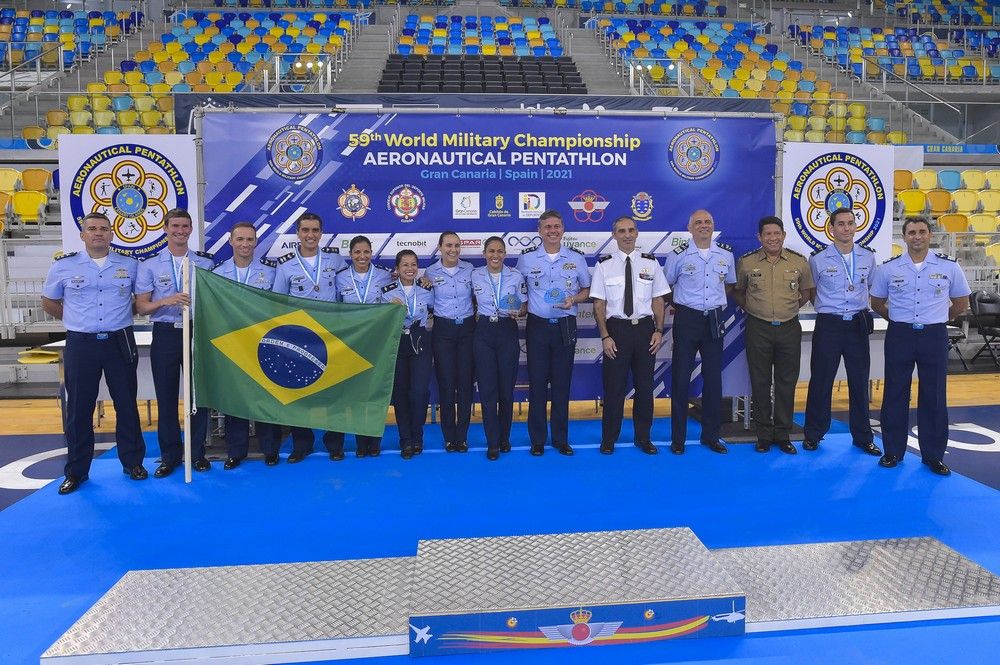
516, 210, 591, 456
211, 221, 283, 469
663, 209, 735, 455
42, 212, 147, 495
271, 212, 345, 462
803, 209, 880, 456
135, 208, 214, 478
870, 216, 970, 476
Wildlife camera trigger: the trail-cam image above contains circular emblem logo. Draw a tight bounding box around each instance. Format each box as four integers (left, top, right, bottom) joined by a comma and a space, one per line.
70, 147, 187, 258
257, 325, 327, 389
387, 184, 425, 222
668, 128, 721, 181
789, 151, 887, 252
266, 125, 322, 180
630, 192, 654, 221
568, 189, 610, 223
338, 184, 370, 221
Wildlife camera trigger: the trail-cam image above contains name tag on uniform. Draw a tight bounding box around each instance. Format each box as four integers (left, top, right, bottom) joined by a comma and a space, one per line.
913, 323, 924, 330
96, 333, 109, 340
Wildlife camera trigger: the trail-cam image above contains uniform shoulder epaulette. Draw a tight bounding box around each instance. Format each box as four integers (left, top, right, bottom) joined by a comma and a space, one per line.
739, 247, 759, 259
858, 244, 875, 252
641, 252, 656, 261
54, 251, 78, 261
381, 282, 398, 293
374, 263, 390, 271
564, 244, 584, 254
882, 255, 902, 264
420, 281, 433, 290
521, 246, 536, 254
810, 245, 827, 256
321, 246, 340, 254
195, 250, 214, 260
276, 252, 296, 264
597, 254, 613, 263
784, 247, 805, 258
672, 242, 689, 255
935, 252, 957, 262
210, 261, 225, 272
335, 265, 350, 274
716, 242, 733, 252
260, 257, 277, 268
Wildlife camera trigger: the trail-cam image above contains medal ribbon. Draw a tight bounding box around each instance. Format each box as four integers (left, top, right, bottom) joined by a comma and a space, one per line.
351, 266, 374, 303
235, 265, 251, 285
839, 249, 855, 286
404, 285, 417, 323
295, 251, 321, 291
489, 270, 504, 314
170, 255, 185, 292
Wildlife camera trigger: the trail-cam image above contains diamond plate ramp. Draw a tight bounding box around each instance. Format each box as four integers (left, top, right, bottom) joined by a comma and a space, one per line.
41, 557, 412, 665
713, 537, 1000, 632
407, 527, 746, 656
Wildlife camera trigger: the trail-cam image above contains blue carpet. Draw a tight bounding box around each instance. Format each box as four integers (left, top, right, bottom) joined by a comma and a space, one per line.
2, 416, 1000, 665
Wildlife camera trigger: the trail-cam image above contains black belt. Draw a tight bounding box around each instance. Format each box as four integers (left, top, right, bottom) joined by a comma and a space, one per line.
528, 313, 567, 324
608, 316, 652, 326
66, 327, 132, 340
889, 320, 945, 331
674, 303, 723, 317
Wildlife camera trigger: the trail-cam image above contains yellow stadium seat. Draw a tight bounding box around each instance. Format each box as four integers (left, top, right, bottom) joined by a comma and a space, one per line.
66, 95, 89, 112
891, 243, 903, 257
69, 110, 92, 127
846, 117, 866, 133
894, 169, 914, 191
886, 130, 908, 144
936, 213, 968, 232
828, 116, 847, 132
807, 116, 827, 132
897, 189, 927, 215
985, 170, 1000, 189
46, 109, 68, 127
926, 189, 953, 216
913, 169, 939, 190
93, 110, 114, 128
981, 190, 1000, 215
968, 213, 998, 244
787, 115, 807, 131
71, 125, 96, 134
0, 168, 21, 192
21, 168, 52, 194
140, 110, 163, 128
103, 71, 123, 86
952, 189, 980, 215
47, 126, 70, 144
121, 126, 146, 135
962, 169, 987, 190
91, 95, 111, 112
847, 102, 866, 119
12, 190, 48, 224
804, 130, 825, 143
117, 110, 139, 127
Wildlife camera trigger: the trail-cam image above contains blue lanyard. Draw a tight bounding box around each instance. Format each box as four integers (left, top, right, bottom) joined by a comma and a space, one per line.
351, 266, 374, 303
838, 249, 855, 285
235, 264, 251, 285
489, 270, 504, 312
403, 285, 417, 321
170, 254, 185, 292
295, 251, 321, 290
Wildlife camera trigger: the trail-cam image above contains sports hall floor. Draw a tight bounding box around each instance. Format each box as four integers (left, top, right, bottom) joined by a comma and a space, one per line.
1, 375, 1000, 665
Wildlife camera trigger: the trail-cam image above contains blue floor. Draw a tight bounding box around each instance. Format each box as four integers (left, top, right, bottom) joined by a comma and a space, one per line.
2, 416, 1000, 665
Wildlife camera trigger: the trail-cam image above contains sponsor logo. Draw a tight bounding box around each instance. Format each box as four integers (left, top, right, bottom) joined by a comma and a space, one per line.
568, 190, 610, 223
630, 192, 653, 221
488, 194, 512, 218
668, 127, 720, 181
452, 192, 480, 219
266, 125, 322, 181
506, 234, 540, 248
518, 191, 546, 219
387, 184, 426, 222
562, 234, 599, 250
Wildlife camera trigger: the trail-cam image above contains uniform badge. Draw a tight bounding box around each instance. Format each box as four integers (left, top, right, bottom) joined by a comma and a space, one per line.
562, 263, 576, 271
630, 192, 653, 221
387, 184, 425, 222
338, 184, 370, 221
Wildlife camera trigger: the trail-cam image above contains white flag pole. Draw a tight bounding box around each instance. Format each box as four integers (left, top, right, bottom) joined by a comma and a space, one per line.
182, 256, 192, 484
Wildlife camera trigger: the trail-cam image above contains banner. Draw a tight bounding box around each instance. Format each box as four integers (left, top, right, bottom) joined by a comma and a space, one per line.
200, 109, 778, 399
57, 135, 200, 258
193, 268, 403, 437
781, 143, 894, 260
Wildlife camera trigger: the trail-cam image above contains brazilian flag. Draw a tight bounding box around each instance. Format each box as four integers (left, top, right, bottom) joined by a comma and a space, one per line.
193, 268, 403, 437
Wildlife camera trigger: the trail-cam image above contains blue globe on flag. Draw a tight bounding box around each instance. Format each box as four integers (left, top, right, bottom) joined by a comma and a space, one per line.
257, 325, 328, 389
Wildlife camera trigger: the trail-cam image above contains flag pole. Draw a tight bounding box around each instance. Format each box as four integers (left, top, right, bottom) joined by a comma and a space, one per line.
182, 257, 192, 484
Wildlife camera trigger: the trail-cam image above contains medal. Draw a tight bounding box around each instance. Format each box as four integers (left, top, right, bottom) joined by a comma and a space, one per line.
313, 285, 320, 292
847, 284, 855, 292
295, 251, 322, 293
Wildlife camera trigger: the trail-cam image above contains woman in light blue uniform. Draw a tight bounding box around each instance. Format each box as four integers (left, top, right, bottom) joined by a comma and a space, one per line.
382, 250, 435, 459
423, 231, 475, 453
471, 237, 528, 460
333, 235, 394, 457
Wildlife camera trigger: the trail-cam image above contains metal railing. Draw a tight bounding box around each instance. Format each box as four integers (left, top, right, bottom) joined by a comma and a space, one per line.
625, 58, 691, 96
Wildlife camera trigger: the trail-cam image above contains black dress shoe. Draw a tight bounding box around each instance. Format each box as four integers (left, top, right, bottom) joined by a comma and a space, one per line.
879, 453, 900, 468
754, 442, 770, 453
702, 440, 728, 454
776, 441, 797, 455
264, 454, 279, 466
854, 441, 882, 456
635, 441, 658, 455
123, 465, 148, 480
153, 462, 176, 478
454, 441, 468, 453
923, 459, 951, 476
445, 441, 460, 453
288, 452, 307, 463
499, 441, 511, 453
802, 439, 819, 451
530, 444, 544, 456
223, 457, 241, 470
487, 448, 499, 461
556, 443, 574, 456
368, 444, 381, 457
329, 450, 345, 461
670, 441, 685, 455
58, 475, 87, 495
356, 447, 367, 458
401, 447, 414, 460
193, 458, 211, 472
414, 442, 423, 454
600, 442, 615, 455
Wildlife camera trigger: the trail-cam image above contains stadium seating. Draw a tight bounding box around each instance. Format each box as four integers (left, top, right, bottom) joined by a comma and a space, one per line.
379, 52, 585, 93
0, 8, 143, 71
894, 168, 1000, 248
396, 14, 565, 58
579, 0, 725, 17
889, 0, 995, 26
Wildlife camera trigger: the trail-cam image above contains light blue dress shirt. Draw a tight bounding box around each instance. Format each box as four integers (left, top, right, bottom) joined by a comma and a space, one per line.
381, 281, 435, 327
870, 251, 971, 325
470, 265, 528, 318
662, 241, 736, 311
135, 249, 214, 323
515, 245, 592, 319
272, 248, 345, 301
423, 259, 475, 321
335, 264, 393, 303
809, 243, 876, 315
43, 250, 138, 332
211, 257, 276, 291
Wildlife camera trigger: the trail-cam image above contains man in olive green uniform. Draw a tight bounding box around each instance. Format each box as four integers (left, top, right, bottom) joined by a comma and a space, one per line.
735, 216, 815, 454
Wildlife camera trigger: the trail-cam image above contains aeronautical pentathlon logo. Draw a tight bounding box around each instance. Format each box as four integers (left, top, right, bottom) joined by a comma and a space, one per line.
789, 151, 887, 252
266, 124, 322, 181
387, 184, 425, 222
70, 145, 187, 258
568, 189, 610, 223
338, 184, 370, 221
538, 609, 623, 646
631, 192, 653, 221
668, 128, 720, 181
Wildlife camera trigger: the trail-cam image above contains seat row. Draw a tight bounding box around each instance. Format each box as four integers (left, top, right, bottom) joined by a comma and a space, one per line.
0, 168, 54, 196
896, 168, 1000, 192
887, 0, 995, 26
897, 188, 1000, 217
398, 13, 564, 57
378, 54, 585, 94
579, 0, 725, 16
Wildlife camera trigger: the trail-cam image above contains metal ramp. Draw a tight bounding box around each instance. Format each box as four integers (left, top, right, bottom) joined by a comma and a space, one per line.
41, 534, 1000, 663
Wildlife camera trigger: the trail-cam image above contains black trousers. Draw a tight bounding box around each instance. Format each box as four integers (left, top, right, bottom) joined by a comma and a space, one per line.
224, 417, 282, 459
392, 327, 432, 450
151, 322, 207, 465
63, 328, 145, 479
525, 313, 576, 447
880, 322, 949, 462
804, 313, 874, 445
432, 317, 474, 445
474, 317, 520, 452
292, 428, 380, 455
744, 315, 801, 444
602, 317, 655, 445
670, 305, 723, 446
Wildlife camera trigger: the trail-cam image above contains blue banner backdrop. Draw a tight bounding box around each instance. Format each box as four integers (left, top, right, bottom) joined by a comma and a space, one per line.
200, 110, 777, 400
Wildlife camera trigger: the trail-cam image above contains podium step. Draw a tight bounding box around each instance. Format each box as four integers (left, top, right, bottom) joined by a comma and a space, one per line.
407, 527, 746, 657
40, 558, 413, 665
716, 537, 1000, 632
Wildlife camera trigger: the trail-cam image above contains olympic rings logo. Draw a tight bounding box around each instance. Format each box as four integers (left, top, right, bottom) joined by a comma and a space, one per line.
507, 234, 540, 248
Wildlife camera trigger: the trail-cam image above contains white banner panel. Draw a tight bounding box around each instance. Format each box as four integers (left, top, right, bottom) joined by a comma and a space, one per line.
58, 135, 200, 257
781, 143, 894, 260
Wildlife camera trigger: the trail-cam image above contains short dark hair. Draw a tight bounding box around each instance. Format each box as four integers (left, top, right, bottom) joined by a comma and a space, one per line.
164, 208, 192, 225
395, 249, 417, 268
828, 208, 855, 225
229, 221, 256, 234
483, 235, 505, 252
349, 235, 371, 252
758, 216, 784, 234
538, 209, 562, 225
296, 212, 322, 231
612, 215, 635, 231
437, 231, 459, 246
901, 216, 931, 234
81, 211, 110, 225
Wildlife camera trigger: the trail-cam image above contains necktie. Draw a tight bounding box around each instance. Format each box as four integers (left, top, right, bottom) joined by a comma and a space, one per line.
624, 256, 634, 317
